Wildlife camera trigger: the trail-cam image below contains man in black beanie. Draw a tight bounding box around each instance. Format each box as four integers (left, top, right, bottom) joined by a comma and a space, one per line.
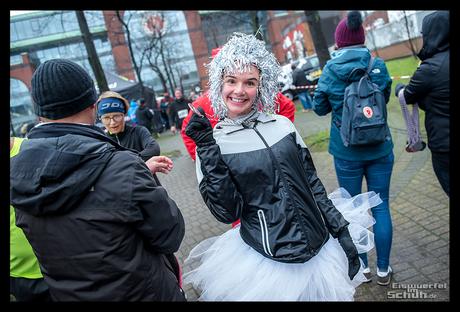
10, 59, 186, 301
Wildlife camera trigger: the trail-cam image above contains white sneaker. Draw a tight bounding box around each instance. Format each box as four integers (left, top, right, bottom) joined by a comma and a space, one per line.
377, 266, 393, 286
362, 267, 372, 283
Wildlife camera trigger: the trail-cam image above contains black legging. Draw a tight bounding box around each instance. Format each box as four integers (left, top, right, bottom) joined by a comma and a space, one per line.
431, 151, 449, 197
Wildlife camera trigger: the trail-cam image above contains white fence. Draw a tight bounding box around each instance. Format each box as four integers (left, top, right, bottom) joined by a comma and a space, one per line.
365, 10, 436, 50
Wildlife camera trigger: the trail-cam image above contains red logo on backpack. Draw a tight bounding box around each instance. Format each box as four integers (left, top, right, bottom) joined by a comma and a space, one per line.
363, 106, 373, 118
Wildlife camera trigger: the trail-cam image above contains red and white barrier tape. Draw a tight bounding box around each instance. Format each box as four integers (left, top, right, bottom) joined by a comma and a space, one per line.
292, 85, 317, 89
391, 75, 411, 79
291, 75, 411, 90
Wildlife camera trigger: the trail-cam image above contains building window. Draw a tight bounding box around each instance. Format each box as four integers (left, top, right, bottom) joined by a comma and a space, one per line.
10, 78, 35, 136
10, 54, 22, 65
273, 10, 288, 17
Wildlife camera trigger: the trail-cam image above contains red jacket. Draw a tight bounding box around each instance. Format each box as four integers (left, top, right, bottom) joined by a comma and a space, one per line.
180, 92, 296, 228
181, 92, 296, 161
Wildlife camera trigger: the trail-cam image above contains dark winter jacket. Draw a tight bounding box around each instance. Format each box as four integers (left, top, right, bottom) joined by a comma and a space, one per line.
402, 11, 449, 152
160, 96, 173, 112
135, 105, 154, 131
313, 46, 393, 161
106, 124, 160, 162
168, 98, 190, 129
10, 123, 185, 301
195, 114, 349, 263
106, 123, 163, 185
292, 68, 310, 95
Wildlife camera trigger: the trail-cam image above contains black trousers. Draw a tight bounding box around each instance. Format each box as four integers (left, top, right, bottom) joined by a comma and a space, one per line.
10, 277, 51, 302
431, 151, 449, 197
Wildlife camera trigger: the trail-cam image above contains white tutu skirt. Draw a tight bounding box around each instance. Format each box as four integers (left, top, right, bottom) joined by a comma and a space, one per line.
183, 188, 380, 301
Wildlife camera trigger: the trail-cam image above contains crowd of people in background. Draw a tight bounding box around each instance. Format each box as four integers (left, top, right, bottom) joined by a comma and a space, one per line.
84, 87, 201, 138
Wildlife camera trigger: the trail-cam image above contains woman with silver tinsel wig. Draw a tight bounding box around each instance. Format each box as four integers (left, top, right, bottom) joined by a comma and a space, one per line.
183, 33, 380, 301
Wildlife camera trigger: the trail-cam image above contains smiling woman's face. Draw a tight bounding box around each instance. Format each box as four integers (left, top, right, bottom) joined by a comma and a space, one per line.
221, 65, 260, 119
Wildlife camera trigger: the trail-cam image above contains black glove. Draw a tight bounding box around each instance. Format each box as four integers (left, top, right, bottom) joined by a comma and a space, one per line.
185, 107, 216, 147
337, 227, 360, 280
394, 83, 406, 97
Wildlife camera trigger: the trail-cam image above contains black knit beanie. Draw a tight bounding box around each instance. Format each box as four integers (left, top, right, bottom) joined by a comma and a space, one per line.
31, 59, 98, 119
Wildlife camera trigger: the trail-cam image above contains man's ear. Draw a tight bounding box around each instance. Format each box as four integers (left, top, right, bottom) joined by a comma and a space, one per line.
91, 103, 98, 120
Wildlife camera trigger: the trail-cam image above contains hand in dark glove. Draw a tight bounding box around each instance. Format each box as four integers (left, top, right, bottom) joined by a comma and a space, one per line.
185, 107, 216, 147
337, 227, 360, 280
394, 83, 406, 97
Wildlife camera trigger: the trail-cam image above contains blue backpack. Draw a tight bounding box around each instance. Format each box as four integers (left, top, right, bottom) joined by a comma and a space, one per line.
340, 57, 390, 147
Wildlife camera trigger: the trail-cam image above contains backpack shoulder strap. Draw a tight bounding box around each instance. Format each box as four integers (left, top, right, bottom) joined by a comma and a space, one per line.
346, 67, 363, 82
366, 56, 375, 75
346, 56, 374, 83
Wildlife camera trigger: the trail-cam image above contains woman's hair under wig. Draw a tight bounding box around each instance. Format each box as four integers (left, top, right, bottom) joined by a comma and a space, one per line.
207, 33, 281, 119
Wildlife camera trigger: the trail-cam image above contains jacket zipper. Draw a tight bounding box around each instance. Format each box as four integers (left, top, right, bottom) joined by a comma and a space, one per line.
251, 124, 311, 249
257, 210, 273, 256
115, 134, 120, 145
303, 179, 327, 228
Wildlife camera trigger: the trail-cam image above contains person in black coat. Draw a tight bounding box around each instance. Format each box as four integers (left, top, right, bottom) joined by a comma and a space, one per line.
135, 98, 155, 134
395, 11, 449, 196
10, 59, 186, 301
159, 91, 173, 129
168, 89, 190, 134
291, 63, 313, 112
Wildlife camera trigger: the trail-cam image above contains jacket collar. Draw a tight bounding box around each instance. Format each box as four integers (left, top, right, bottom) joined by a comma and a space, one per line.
217, 113, 277, 134
28, 122, 129, 152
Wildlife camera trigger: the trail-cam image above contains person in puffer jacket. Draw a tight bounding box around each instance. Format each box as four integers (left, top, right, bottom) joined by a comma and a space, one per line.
312, 11, 394, 286
10, 59, 186, 301
182, 33, 380, 301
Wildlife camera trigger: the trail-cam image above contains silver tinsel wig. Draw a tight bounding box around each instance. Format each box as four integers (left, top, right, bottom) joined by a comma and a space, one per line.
207, 33, 281, 119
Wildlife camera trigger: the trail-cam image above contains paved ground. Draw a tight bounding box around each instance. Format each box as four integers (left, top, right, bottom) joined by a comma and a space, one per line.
155, 102, 449, 302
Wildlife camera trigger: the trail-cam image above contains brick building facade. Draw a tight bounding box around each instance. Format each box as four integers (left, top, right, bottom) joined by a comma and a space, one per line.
10, 10, 422, 93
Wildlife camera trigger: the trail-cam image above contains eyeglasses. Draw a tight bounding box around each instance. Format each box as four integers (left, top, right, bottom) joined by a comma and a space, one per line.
101, 114, 124, 124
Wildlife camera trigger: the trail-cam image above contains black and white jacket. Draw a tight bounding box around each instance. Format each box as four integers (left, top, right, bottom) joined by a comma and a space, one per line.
195, 113, 349, 263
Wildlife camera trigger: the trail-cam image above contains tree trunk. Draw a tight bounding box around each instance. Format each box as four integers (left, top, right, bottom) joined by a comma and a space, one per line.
257, 11, 270, 47
115, 11, 154, 103
251, 11, 262, 40
157, 71, 169, 94
166, 58, 177, 92
158, 37, 175, 94
304, 11, 331, 69
403, 11, 418, 58
75, 11, 109, 92
174, 67, 184, 94
363, 11, 380, 57
147, 57, 169, 93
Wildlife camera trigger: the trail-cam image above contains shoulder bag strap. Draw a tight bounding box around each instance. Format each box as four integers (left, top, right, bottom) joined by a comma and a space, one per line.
398, 90, 426, 152
366, 56, 375, 75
